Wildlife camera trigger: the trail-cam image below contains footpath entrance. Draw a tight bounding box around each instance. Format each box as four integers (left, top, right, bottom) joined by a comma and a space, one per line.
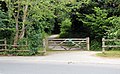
44, 37, 90, 51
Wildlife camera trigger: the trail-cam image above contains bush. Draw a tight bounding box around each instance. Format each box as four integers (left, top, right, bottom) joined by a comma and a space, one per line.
0, 29, 15, 44
27, 24, 43, 55
90, 40, 102, 51
60, 18, 72, 38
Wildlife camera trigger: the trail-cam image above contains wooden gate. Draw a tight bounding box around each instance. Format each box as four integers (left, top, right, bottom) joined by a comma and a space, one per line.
44, 37, 90, 50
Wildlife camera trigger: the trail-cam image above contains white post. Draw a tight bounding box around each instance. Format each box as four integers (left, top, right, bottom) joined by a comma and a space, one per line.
102, 38, 105, 53
87, 37, 90, 51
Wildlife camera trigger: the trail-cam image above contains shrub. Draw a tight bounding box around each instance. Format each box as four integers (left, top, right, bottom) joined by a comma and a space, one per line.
60, 18, 72, 38
90, 40, 102, 51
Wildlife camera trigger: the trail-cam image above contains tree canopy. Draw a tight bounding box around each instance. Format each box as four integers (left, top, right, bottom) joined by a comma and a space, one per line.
0, 0, 120, 52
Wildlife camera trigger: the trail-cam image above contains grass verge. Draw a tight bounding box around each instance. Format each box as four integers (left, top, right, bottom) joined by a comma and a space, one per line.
96, 51, 120, 58
0, 51, 46, 56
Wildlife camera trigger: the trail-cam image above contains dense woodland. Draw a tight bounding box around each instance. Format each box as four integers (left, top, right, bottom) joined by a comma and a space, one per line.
0, 0, 120, 54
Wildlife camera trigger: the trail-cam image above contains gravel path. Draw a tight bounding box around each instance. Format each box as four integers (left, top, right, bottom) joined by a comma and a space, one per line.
0, 51, 120, 65
43, 51, 120, 64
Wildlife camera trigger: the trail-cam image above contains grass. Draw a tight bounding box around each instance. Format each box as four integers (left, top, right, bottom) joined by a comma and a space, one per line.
97, 51, 120, 58
0, 49, 46, 56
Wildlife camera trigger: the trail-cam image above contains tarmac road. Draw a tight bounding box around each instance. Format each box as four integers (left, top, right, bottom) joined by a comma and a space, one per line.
0, 61, 120, 74
0, 51, 120, 74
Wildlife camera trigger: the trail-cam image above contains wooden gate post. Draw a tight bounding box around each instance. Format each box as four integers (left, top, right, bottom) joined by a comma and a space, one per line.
46, 38, 49, 51
43, 39, 46, 52
43, 38, 48, 52
86, 37, 90, 51
102, 38, 105, 53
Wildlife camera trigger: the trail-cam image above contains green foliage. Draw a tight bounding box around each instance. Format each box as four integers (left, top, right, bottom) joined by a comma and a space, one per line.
18, 38, 27, 45
29, 0, 55, 31
26, 0, 56, 54
0, 50, 32, 56
1, 0, 120, 53
0, 10, 8, 27
27, 26, 43, 54
0, 10, 14, 43
82, 7, 112, 40
107, 17, 120, 38
90, 40, 102, 51
60, 18, 72, 38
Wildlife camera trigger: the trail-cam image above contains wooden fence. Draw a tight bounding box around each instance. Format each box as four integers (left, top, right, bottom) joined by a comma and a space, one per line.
0, 38, 28, 52
0, 38, 7, 50
44, 37, 90, 51
102, 38, 120, 52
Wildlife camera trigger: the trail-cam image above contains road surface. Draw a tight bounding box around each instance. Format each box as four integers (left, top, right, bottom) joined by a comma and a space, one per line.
0, 61, 120, 74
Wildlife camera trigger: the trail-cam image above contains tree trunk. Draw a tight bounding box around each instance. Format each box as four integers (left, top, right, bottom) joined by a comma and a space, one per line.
13, 0, 20, 46
19, 5, 28, 39
13, 19, 19, 46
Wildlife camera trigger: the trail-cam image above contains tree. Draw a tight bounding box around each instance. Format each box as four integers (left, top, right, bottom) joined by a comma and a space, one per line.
0, 2, 14, 43
6, 0, 30, 45
107, 16, 120, 38
26, 0, 55, 53
82, 7, 114, 40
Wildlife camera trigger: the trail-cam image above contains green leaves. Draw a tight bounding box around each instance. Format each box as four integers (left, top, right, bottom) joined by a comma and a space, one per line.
107, 16, 120, 38
29, 0, 55, 31
0, 10, 9, 28
60, 18, 72, 37
1, 0, 120, 52
82, 7, 112, 39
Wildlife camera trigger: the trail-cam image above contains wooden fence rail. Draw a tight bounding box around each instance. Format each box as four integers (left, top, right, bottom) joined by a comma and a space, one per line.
43, 37, 90, 51
0, 38, 7, 50
102, 38, 120, 53
0, 39, 28, 52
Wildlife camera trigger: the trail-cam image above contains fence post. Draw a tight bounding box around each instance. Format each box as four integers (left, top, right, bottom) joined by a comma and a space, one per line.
25, 41, 28, 49
4, 38, 7, 50
102, 38, 105, 53
26, 41, 27, 45
46, 38, 49, 51
43, 38, 48, 52
43, 39, 46, 52
86, 37, 90, 51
